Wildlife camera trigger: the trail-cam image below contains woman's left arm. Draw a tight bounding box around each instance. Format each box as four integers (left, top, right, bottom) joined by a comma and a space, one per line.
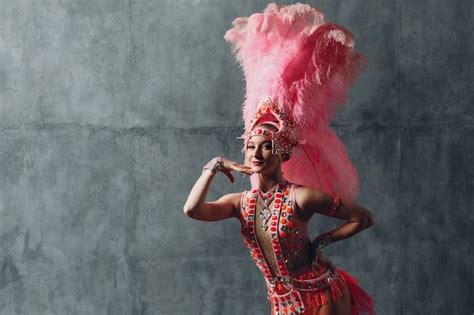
295, 186, 376, 246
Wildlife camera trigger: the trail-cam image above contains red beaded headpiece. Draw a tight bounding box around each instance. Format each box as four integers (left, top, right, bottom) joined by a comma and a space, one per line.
240, 98, 298, 159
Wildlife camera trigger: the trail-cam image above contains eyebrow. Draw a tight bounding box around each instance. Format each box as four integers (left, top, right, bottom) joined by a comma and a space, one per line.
247, 140, 272, 145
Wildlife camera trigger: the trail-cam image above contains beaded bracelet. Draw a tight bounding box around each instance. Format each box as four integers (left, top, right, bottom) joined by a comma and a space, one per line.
311, 233, 332, 252
327, 196, 341, 217
202, 157, 224, 175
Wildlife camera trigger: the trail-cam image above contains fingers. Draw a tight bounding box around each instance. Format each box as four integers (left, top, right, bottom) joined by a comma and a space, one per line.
311, 251, 320, 268
218, 158, 254, 181
312, 250, 333, 269
220, 158, 253, 175
317, 252, 336, 271
238, 167, 254, 175
236, 164, 254, 175
229, 163, 253, 175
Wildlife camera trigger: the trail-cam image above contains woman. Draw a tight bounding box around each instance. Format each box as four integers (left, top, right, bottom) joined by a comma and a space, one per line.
184, 3, 376, 314
183, 123, 375, 315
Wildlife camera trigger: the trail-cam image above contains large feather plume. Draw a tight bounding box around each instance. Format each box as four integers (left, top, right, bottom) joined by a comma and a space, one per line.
224, 3, 366, 200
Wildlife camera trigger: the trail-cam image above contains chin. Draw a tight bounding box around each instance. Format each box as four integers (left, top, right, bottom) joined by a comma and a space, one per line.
254, 166, 275, 175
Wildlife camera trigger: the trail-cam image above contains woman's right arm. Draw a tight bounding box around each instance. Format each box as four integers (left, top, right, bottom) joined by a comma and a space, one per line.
183, 157, 253, 222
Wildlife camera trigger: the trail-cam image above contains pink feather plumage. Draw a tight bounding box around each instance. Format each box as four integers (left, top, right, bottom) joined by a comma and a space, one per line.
224, 3, 366, 200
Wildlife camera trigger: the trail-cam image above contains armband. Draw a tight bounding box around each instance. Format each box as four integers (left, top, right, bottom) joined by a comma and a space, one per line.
311, 233, 332, 252
327, 196, 341, 217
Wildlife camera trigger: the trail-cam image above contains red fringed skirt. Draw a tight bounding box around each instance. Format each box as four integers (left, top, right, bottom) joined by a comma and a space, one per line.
268, 265, 375, 315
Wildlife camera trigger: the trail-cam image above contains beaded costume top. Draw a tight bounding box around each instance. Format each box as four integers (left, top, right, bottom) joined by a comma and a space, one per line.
237, 180, 347, 314
239, 180, 311, 277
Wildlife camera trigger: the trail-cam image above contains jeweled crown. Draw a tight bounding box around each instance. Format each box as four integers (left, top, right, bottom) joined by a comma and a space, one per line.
240, 99, 298, 159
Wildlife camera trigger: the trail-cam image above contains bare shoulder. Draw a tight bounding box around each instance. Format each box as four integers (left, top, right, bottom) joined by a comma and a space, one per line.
294, 185, 327, 205
294, 185, 332, 220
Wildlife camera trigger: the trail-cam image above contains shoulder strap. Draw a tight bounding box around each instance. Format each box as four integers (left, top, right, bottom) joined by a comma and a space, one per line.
289, 183, 298, 205
289, 183, 307, 219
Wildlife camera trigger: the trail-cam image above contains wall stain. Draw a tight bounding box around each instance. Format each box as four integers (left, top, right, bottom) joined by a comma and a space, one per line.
0, 255, 21, 290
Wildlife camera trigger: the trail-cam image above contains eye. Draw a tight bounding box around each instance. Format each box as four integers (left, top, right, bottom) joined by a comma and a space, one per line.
247, 145, 255, 149
263, 144, 272, 150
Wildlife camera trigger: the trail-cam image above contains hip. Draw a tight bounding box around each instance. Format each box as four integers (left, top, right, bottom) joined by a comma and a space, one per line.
266, 265, 349, 313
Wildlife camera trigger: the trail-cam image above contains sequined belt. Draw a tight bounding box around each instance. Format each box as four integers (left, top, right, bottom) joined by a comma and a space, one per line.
266, 267, 337, 315
268, 266, 337, 291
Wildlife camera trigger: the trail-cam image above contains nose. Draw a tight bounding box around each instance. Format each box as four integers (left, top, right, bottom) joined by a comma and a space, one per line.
253, 146, 263, 159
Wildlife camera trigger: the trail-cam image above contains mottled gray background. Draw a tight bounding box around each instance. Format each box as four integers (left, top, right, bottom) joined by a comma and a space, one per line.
0, 0, 472, 314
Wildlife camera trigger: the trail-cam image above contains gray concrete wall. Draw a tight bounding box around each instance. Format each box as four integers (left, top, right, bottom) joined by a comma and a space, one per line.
0, 0, 472, 314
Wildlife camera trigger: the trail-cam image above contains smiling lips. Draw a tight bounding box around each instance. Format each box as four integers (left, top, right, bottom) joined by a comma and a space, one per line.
252, 160, 264, 165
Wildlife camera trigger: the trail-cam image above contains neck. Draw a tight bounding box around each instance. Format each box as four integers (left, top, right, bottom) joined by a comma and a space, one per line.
258, 167, 284, 193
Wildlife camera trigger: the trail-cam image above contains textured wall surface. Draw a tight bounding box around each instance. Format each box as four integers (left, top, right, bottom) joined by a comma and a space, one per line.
0, 1, 472, 314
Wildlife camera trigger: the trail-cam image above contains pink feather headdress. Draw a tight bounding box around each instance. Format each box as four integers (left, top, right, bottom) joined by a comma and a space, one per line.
224, 3, 366, 200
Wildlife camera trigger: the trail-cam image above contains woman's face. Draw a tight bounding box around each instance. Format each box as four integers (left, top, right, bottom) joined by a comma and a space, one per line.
244, 125, 281, 174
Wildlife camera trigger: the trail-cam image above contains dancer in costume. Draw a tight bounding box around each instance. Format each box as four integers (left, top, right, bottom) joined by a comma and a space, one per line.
184, 3, 376, 314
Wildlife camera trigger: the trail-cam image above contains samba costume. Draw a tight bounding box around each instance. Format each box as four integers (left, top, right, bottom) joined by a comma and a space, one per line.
223, 3, 375, 314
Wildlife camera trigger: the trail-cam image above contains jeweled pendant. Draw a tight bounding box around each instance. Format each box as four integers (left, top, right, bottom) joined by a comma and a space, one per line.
258, 206, 272, 230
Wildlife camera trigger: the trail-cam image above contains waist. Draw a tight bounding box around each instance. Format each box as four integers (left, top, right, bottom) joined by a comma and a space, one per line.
267, 265, 337, 292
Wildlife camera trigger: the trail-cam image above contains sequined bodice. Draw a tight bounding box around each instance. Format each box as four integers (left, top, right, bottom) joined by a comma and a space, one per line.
239, 181, 313, 278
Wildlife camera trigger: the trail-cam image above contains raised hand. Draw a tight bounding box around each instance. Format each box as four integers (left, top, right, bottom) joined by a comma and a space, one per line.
219, 157, 253, 183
